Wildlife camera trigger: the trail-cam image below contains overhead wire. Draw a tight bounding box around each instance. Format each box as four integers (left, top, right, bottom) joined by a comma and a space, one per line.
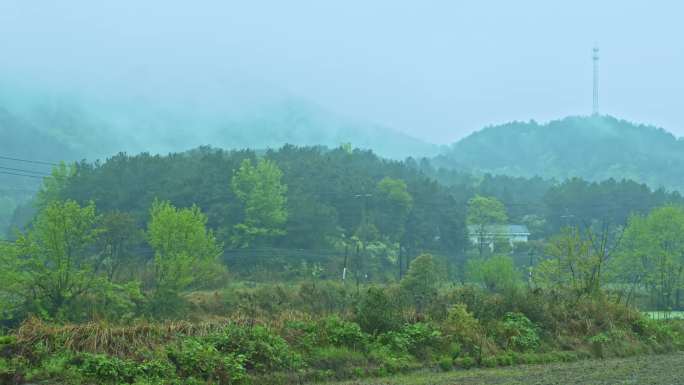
0, 155, 59, 166
0, 154, 56, 180
0, 166, 50, 177
0, 170, 45, 179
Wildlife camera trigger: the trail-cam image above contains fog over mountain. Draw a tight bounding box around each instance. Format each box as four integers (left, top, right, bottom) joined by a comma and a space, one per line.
2, 1, 684, 145
0, 81, 438, 162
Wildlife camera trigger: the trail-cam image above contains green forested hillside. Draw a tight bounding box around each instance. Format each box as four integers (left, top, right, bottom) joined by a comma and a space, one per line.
9, 145, 466, 280
434, 116, 684, 192
6, 145, 683, 244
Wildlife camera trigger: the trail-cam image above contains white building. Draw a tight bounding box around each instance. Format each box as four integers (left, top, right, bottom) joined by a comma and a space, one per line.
468, 224, 531, 249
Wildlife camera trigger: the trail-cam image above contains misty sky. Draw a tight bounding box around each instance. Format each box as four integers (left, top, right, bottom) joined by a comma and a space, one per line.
1, 1, 682, 144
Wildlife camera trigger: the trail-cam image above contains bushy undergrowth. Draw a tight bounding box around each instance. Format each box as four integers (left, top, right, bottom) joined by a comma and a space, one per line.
2, 284, 684, 385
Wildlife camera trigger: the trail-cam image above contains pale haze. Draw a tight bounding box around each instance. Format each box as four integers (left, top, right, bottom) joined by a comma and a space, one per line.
1, 0, 682, 144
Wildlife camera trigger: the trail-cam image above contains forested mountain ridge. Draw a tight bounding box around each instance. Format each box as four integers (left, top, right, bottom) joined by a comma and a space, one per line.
8, 144, 682, 249
434, 115, 684, 192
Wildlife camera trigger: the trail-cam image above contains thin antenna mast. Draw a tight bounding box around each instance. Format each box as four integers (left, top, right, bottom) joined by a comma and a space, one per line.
592, 45, 600, 116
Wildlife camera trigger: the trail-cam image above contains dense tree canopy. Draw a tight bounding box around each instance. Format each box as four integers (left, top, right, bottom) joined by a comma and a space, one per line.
435, 115, 684, 193
231, 158, 288, 247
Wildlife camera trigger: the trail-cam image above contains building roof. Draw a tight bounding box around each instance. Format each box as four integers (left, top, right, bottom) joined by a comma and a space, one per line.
467, 224, 530, 236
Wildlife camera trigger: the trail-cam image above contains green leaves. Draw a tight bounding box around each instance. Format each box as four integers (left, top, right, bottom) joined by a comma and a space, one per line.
467, 195, 508, 227
35, 162, 76, 210
466, 255, 522, 293
501, 312, 539, 352
467, 195, 508, 257
147, 200, 224, 293
400, 254, 442, 314
615, 205, 684, 309
374, 177, 413, 241
13, 200, 101, 319
231, 158, 288, 247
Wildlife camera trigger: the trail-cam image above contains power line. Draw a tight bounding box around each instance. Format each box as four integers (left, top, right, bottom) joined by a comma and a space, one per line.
0, 166, 50, 177
0, 171, 45, 179
0, 155, 59, 167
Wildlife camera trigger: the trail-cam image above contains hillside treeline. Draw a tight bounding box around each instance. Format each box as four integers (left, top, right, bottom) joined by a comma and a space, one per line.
7, 145, 683, 258
434, 115, 684, 192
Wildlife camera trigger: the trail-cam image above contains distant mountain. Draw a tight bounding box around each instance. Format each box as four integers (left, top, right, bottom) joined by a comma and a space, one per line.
0, 88, 439, 162
210, 100, 440, 160
433, 116, 684, 192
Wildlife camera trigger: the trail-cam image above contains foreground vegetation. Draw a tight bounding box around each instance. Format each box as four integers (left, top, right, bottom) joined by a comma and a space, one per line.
3, 145, 684, 384
1, 280, 683, 384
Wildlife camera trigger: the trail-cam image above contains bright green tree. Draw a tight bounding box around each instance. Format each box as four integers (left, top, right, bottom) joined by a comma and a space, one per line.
231, 158, 288, 247
534, 226, 618, 297
466, 254, 522, 293
467, 195, 508, 257
13, 200, 101, 319
97, 211, 144, 281
375, 177, 413, 241
147, 200, 224, 294
400, 253, 442, 314
36, 161, 76, 209
614, 205, 684, 309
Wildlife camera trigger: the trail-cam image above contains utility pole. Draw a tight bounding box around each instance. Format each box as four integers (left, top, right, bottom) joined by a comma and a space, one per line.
527, 248, 535, 288
342, 242, 348, 282
353, 193, 372, 289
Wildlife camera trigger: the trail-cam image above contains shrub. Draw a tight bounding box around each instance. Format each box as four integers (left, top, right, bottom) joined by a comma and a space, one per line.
135, 359, 176, 382
442, 304, 491, 356
298, 281, 351, 316
355, 287, 402, 334
378, 323, 441, 360
367, 344, 415, 374
0, 336, 15, 346
0, 336, 17, 360
319, 316, 368, 350
515, 352, 541, 364
495, 352, 515, 366
77, 353, 138, 384
588, 332, 610, 358
466, 255, 522, 293
167, 339, 246, 384
308, 346, 366, 378
0, 357, 19, 385
208, 325, 302, 373
400, 254, 441, 313
481, 355, 498, 367
448, 342, 461, 359
632, 316, 678, 346
501, 312, 540, 352
453, 356, 475, 369
282, 320, 319, 352
437, 356, 453, 371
